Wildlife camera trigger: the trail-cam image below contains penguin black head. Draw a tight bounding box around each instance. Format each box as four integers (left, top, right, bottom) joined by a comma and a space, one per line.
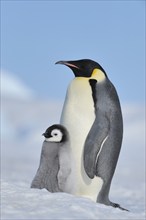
42, 124, 69, 143
55, 59, 107, 78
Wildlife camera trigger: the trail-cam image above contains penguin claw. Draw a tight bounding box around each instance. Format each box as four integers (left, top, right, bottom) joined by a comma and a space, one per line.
111, 202, 129, 212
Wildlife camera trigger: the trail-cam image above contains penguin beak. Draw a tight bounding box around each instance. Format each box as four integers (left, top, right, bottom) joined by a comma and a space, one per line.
55, 61, 80, 69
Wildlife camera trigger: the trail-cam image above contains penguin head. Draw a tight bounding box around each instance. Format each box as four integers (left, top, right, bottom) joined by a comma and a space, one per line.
55, 59, 107, 78
42, 124, 68, 143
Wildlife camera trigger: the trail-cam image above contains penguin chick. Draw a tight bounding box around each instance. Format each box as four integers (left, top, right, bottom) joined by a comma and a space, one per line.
31, 124, 73, 193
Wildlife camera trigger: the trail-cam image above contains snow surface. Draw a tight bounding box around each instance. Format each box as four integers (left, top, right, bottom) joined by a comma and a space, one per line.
1, 180, 145, 220
1, 72, 145, 219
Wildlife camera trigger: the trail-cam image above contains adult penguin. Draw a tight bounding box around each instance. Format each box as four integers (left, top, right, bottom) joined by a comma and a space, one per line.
56, 59, 128, 211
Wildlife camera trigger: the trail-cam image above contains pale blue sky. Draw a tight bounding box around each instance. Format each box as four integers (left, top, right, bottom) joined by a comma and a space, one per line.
1, 0, 145, 103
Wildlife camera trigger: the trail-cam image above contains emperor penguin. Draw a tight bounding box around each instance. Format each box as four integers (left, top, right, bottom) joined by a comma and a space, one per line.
56, 59, 128, 211
31, 124, 75, 194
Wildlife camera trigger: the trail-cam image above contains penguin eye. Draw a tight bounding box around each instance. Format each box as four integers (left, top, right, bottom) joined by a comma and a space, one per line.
51, 129, 60, 137
49, 129, 63, 142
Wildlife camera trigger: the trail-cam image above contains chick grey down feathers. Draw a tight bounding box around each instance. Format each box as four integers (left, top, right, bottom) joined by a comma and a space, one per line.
31, 124, 72, 193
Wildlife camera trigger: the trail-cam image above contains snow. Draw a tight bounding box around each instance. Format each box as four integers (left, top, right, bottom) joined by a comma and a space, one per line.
1, 70, 35, 100
1, 72, 145, 219
1, 180, 145, 219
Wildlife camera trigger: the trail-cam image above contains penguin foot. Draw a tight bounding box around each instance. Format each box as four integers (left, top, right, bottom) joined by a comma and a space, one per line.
110, 202, 129, 212
97, 195, 129, 211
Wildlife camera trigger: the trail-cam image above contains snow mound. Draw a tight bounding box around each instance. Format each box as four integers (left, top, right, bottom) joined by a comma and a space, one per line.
1, 70, 35, 100
1, 181, 145, 220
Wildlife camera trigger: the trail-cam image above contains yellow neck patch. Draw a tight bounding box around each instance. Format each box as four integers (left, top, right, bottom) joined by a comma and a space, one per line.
91, 68, 106, 82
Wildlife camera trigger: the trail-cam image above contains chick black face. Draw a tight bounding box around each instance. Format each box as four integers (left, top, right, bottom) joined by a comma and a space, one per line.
55, 59, 106, 78
42, 124, 68, 143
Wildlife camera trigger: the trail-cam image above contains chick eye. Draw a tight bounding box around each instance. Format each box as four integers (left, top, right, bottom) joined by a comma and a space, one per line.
54, 133, 57, 136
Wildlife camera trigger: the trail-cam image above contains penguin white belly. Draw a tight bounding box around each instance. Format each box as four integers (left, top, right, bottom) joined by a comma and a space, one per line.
60, 78, 103, 201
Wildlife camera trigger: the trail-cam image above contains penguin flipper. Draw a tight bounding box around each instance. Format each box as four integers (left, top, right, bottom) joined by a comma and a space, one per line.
31, 168, 46, 189
31, 167, 61, 192
83, 109, 110, 179
31, 158, 61, 192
